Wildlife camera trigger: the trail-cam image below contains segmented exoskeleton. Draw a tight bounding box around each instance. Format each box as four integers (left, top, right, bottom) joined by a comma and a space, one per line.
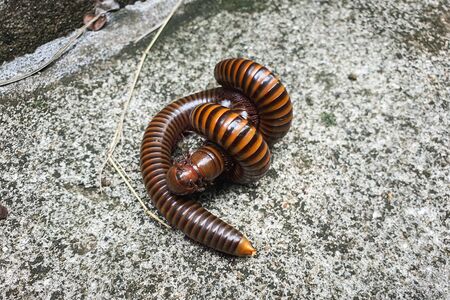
140, 58, 293, 256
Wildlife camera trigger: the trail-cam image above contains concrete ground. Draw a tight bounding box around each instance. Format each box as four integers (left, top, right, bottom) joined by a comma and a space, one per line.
1, 0, 449, 298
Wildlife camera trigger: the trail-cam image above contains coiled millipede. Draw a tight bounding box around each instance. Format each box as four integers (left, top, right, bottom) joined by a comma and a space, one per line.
140, 58, 293, 256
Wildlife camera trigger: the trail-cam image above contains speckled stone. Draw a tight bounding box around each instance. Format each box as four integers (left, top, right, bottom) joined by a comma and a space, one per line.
0, 0, 449, 298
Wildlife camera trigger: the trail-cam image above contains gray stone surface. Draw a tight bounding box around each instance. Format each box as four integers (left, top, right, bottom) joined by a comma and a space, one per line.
0, 0, 449, 298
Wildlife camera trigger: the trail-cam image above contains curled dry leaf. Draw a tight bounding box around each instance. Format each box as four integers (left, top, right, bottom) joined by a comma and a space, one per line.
0, 204, 8, 220
83, 13, 108, 31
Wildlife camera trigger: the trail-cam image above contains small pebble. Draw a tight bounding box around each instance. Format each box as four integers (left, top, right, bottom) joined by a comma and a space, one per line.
0, 204, 8, 220
348, 73, 357, 81
101, 177, 112, 187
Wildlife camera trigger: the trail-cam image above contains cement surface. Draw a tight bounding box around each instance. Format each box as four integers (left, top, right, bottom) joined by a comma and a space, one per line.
0, 0, 449, 298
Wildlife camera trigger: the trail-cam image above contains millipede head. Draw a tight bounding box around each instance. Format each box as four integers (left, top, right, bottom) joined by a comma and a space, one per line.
166, 162, 202, 195
167, 143, 226, 195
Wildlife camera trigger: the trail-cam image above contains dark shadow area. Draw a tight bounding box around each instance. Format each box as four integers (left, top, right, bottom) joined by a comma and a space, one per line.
0, 0, 140, 63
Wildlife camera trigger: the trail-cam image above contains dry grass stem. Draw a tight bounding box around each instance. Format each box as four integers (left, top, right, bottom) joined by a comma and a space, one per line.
108, 157, 171, 229
98, 0, 183, 189
134, 21, 165, 43
0, 12, 107, 87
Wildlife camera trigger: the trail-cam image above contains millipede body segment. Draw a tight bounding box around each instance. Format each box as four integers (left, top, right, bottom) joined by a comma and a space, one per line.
140, 58, 293, 256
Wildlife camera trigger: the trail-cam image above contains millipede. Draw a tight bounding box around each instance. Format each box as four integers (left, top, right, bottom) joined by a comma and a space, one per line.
140, 58, 293, 256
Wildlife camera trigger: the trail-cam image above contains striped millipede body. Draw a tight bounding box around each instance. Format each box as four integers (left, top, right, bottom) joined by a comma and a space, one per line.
140, 58, 293, 256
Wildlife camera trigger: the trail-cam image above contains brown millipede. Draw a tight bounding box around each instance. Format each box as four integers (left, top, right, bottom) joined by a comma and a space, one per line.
140, 58, 293, 256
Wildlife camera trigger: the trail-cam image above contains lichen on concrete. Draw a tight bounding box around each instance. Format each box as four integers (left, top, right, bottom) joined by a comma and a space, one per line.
0, 0, 449, 298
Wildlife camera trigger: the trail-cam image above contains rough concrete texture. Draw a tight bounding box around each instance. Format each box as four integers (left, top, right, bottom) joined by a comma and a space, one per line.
1, 0, 449, 298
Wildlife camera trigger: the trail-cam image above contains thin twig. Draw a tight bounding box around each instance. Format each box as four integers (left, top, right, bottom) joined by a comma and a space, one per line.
98, 0, 183, 189
134, 21, 165, 44
0, 13, 107, 87
111, 157, 134, 184
108, 157, 171, 229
